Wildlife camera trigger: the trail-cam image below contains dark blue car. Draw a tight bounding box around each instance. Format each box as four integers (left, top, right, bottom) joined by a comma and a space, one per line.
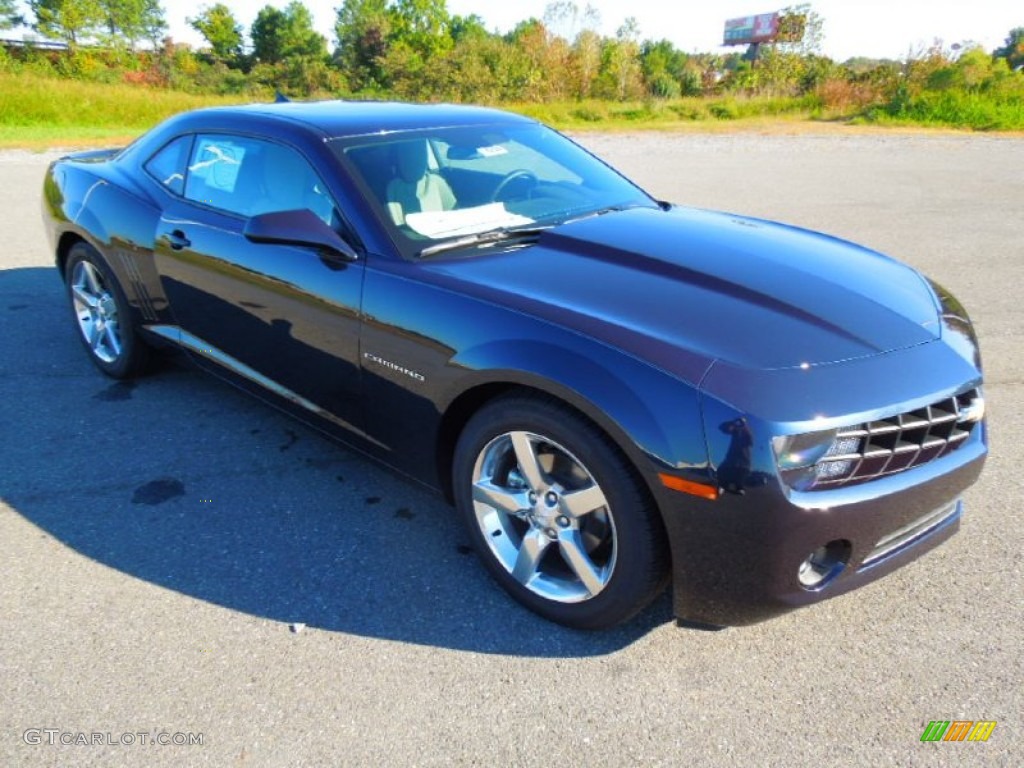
42, 101, 987, 629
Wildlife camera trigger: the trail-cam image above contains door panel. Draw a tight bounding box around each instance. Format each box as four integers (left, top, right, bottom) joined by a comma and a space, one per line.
152, 134, 365, 430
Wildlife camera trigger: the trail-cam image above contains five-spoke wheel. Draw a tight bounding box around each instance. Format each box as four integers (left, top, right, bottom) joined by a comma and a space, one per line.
471, 429, 617, 603
454, 395, 669, 629
64, 242, 148, 378
71, 258, 123, 364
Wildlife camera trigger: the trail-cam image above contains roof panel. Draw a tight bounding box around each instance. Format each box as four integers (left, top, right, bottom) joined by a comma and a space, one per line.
228, 100, 533, 137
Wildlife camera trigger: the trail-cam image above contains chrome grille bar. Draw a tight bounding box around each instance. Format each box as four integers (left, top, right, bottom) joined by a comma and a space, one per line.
862, 500, 960, 565
812, 389, 981, 489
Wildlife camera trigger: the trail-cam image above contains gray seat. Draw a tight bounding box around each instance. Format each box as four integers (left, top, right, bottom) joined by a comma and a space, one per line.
385, 140, 456, 226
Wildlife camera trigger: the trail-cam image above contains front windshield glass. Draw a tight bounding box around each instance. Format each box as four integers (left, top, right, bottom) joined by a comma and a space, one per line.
329, 123, 656, 258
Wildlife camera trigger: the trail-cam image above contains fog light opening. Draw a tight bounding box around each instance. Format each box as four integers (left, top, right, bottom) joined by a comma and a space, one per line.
798, 540, 851, 590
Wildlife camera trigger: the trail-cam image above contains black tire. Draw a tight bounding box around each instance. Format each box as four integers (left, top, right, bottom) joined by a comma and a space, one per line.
64, 242, 149, 379
453, 393, 669, 630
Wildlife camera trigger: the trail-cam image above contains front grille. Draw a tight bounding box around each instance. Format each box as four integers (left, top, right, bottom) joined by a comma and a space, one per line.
813, 389, 982, 489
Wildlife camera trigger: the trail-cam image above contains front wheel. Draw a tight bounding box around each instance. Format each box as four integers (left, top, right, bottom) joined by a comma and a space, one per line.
453, 394, 669, 630
65, 243, 149, 378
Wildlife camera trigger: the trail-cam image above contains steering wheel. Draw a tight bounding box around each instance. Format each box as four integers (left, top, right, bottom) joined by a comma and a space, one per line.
490, 170, 539, 203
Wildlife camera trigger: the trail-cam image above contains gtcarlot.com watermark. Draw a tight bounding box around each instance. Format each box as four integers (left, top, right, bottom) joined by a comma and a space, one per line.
23, 729, 204, 747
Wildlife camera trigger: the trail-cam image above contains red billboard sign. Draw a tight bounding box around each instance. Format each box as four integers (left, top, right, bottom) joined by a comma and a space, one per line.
723, 13, 780, 45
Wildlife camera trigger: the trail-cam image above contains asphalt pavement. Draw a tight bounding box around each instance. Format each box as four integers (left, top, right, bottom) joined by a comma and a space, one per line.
1, 131, 1021, 766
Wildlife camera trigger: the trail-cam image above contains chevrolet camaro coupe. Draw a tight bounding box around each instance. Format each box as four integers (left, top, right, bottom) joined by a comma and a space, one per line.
42, 101, 987, 629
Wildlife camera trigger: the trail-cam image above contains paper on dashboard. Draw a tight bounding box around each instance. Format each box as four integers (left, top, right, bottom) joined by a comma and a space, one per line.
406, 203, 534, 239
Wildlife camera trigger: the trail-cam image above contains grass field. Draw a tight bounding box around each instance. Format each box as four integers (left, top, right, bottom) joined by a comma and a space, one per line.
863, 90, 1024, 132
1, 72, 1021, 149
0, 74, 244, 147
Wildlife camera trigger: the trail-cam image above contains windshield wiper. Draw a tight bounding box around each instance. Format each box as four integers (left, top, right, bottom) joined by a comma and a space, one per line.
561, 203, 650, 226
418, 225, 550, 258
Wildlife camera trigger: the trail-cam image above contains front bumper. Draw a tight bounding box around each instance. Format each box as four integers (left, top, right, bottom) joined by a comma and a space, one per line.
658, 434, 985, 626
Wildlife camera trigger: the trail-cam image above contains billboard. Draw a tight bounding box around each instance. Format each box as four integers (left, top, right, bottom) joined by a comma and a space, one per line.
723, 13, 780, 45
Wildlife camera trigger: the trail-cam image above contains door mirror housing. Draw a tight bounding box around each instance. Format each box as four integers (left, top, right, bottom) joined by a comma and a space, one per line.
244, 209, 358, 262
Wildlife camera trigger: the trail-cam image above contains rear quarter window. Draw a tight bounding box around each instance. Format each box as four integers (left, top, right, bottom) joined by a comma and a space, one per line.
143, 135, 193, 196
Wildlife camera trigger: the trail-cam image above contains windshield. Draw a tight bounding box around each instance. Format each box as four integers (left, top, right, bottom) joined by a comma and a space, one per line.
329, 123, 656, 258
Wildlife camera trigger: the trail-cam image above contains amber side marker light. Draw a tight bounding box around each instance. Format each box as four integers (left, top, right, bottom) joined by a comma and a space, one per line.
659, 473, 719, 500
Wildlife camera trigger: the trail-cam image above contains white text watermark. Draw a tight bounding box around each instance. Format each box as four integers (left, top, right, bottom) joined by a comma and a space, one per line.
23, 729, 204, 747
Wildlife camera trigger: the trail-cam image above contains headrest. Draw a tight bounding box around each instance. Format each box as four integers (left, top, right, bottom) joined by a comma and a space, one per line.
394, 141, 428, 183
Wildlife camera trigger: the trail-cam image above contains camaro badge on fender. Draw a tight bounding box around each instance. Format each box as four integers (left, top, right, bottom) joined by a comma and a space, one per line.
363, 352, 426, 382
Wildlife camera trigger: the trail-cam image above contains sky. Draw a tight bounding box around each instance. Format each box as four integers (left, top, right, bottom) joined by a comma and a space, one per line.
9, 1, 1021, 61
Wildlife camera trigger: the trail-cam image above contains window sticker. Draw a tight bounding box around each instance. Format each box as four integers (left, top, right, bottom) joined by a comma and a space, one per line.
405, 202, 534, 239
477, 145, 508, 158
189, 141, 245, 192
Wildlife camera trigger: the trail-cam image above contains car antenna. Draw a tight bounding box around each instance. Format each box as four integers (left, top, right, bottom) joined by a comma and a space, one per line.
274, 90, 291, 103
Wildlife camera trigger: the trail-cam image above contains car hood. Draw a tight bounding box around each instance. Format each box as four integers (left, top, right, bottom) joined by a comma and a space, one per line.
426, 206, 941, 384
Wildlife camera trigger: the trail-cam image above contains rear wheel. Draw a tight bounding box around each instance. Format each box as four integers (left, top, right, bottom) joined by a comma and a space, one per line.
453, 394, 669, 629
65, 242, 149, 378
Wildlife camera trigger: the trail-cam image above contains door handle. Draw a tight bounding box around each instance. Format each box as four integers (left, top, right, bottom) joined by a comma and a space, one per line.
163, 230, 191, 250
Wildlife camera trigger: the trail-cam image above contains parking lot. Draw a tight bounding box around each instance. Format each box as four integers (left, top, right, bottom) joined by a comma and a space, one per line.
1, 131, 1021, 766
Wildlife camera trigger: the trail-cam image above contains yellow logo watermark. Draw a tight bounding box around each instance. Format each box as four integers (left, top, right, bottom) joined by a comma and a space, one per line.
920, 721, 996, 742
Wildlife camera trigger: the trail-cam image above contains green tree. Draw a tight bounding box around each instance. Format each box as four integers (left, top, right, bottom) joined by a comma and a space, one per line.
598, 17, 642, 100
541, 2, 601, 98
504, 18, 571, 101
1, 0, 23, 30
641, 39, 688, 98
445, 32, 529, 102
251, 2, 326, 64
923, 46, 1004, 93
29, 0, 105, 46
572, 28, 601, 97
953, 46, 994, 91
188, 3, 243, 62
335, 0, 452, 94
334, 0, 391, 91
744, 47, 804, 94
251, 6, 287, 62
994, 27, 1024, 71
449, 12, 487, 43
100, 0, 166, 49
388, 0, 451, 62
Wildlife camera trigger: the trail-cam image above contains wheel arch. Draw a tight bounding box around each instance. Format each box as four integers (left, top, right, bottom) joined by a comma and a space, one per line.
56, 231, 89, 279
435, 368, 687, 515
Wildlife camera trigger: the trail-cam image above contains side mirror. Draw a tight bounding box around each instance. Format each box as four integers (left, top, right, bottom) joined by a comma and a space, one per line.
244, 209, 358, 262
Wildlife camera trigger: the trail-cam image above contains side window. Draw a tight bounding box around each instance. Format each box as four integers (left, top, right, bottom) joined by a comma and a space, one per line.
184, 135, 337, 225
144, 135, 192, 196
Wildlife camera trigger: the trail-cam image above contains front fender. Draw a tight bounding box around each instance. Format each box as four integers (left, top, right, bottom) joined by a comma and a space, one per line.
448, 337, 709, 493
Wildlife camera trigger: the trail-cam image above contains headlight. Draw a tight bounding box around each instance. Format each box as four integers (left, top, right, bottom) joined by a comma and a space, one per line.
773, 429, 836, 469
773, 430, 861, 490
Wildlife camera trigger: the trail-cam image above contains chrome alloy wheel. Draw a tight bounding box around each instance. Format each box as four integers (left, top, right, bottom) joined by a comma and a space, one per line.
471, 430, 617, 603
71, 260, 122, 364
